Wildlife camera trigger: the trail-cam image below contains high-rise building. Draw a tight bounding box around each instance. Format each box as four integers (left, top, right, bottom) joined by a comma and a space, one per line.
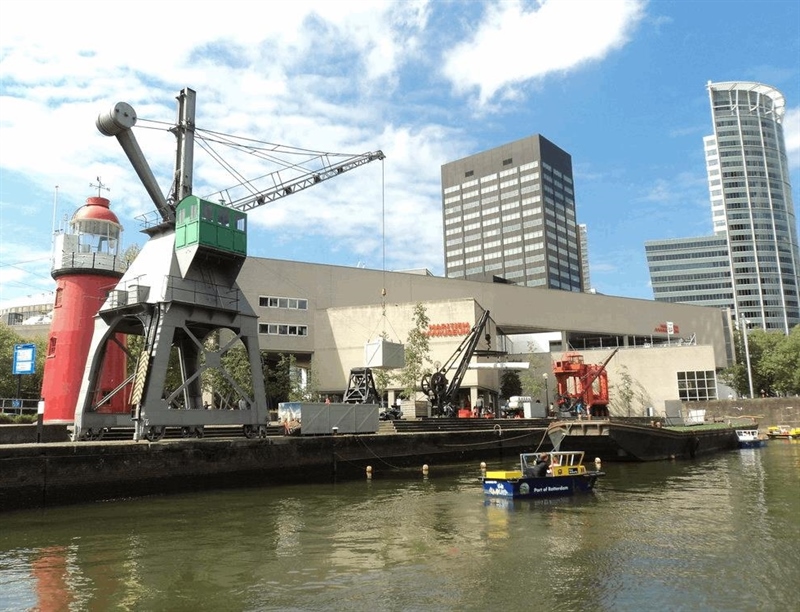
646, 81, 800, 332
441, 134, 583, 291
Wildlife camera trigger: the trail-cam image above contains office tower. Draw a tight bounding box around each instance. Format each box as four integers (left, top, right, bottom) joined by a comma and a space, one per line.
441, 134, 583, 291
646, 81, 800, 332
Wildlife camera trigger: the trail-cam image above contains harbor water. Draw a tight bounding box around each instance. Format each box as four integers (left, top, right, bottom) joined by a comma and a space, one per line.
1, 441, 798, 611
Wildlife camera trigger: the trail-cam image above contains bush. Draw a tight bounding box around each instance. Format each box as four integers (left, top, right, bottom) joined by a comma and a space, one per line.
0, 413, 37, 424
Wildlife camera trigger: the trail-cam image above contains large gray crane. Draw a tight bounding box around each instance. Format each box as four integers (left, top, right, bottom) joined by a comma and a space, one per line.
73, 88, 384, 442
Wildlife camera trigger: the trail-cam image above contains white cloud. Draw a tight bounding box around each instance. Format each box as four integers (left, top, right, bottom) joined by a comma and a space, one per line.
0, 0, 441, 289
441, 0, 645, 104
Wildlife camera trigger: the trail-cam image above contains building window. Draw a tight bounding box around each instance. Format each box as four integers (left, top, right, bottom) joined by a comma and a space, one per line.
677, 370, 718, 401
465, 170, 474, 178
503, 158, 513, 166
258, 323, 308, 336
259, 296, 308, 310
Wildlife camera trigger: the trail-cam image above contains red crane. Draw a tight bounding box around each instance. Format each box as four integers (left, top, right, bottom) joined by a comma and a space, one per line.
552, 348, 618, 418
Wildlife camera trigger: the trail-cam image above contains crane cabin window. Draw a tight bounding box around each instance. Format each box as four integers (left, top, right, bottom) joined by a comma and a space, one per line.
217, 207, 229, 227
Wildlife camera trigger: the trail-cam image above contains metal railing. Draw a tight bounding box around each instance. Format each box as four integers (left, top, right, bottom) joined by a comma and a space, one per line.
0, 398, 39, 415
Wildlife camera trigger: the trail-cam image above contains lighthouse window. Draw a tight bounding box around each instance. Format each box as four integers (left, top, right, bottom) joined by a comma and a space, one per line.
47, 337, 57, 358
54, 288, 64, 308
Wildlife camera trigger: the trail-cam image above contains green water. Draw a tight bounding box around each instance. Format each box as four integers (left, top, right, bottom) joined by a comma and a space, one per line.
1, 442, 798, 611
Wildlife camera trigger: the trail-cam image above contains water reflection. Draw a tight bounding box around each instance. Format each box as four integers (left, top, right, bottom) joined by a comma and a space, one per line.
0, 444, 798, 611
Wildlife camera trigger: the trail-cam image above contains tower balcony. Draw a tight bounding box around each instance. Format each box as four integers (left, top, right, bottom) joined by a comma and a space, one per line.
52, 234, 127, 278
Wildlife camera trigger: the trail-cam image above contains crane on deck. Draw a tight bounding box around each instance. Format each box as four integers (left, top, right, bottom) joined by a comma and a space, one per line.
421, 310, 493, 417
552, 348, 619, 418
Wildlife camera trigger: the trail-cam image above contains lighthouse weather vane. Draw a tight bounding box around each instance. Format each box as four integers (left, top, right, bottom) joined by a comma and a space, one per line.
89, 176, 110, 196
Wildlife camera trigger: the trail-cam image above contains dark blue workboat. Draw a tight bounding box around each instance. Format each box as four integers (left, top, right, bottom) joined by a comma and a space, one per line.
483, 451, 604, 499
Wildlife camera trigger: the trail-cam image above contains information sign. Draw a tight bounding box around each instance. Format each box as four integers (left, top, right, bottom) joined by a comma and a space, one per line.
12, 343, 36, 375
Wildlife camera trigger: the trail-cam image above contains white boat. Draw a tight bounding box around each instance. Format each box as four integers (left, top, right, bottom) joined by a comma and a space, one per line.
736, 429, 766, 449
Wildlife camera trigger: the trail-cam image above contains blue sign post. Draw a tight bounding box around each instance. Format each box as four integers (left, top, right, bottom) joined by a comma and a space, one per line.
12, 343, 36, 401
13, 343, 36, 375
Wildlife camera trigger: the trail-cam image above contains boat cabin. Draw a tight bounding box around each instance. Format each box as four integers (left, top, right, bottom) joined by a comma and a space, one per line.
520, 451, 589, 477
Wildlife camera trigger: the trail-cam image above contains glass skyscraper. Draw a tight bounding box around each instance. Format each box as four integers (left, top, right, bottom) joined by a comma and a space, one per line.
646, 81, 800, 332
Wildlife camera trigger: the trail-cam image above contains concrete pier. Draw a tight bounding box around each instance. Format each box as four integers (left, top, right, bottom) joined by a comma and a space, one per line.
1, 425, 550, 512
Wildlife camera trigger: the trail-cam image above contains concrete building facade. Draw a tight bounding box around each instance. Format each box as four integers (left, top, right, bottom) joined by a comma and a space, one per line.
235, 257, 734, 415
4, 256, 736, 416
441, 135, 583, 292
646, 82, 800, 333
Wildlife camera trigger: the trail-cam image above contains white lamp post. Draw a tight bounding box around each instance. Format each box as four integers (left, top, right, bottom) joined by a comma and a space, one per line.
741, 318, 754, 399
542, 372, 549, 409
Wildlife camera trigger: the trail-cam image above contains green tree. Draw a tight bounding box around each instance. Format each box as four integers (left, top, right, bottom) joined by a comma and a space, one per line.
264, 353, 304, 405
720, 325, 800, 397
764, 325, 800, 395
719, 329, 750, 397
0, 323, 47, 399
613, 365, 635, 416
396, 303, 432, 401
500, 370, 522, 400
518, 346, 547, 398
202, 341, 255, 409
302, 362, 323, 402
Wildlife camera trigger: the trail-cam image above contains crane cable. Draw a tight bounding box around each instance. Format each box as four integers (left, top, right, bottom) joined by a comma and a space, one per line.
381, 157, 386, 328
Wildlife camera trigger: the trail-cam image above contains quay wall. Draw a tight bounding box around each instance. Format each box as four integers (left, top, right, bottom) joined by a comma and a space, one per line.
682, 398, 799, 427
0, 428, 549, 512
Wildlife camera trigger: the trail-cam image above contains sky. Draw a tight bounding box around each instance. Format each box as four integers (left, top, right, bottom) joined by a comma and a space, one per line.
1, 0, 799, 308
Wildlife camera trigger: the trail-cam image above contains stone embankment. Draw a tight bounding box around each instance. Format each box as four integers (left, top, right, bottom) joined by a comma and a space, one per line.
0, 421, 551, 512
684, 398, 798, 428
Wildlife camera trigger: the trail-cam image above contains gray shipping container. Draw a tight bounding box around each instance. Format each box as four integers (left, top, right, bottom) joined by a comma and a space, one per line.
288, 402, 379, 435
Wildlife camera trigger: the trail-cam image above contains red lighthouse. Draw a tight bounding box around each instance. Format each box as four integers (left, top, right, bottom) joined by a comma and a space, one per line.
40, 192, 128, 423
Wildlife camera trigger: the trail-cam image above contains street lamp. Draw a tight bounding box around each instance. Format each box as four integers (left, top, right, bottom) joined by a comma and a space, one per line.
542, 372, 549, 410
740, 318, 754, 399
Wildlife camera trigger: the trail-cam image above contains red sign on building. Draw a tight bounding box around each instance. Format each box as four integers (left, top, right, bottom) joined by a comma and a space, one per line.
427, 322, 471, 337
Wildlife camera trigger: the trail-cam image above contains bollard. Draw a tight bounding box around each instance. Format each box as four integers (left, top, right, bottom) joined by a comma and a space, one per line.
36, 399, 45, 443
366, 465, 373, 480
422, 464, 429, 475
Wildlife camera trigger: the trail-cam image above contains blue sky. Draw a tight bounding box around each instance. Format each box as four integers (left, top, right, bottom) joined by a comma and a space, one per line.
1, 0, 799, 308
